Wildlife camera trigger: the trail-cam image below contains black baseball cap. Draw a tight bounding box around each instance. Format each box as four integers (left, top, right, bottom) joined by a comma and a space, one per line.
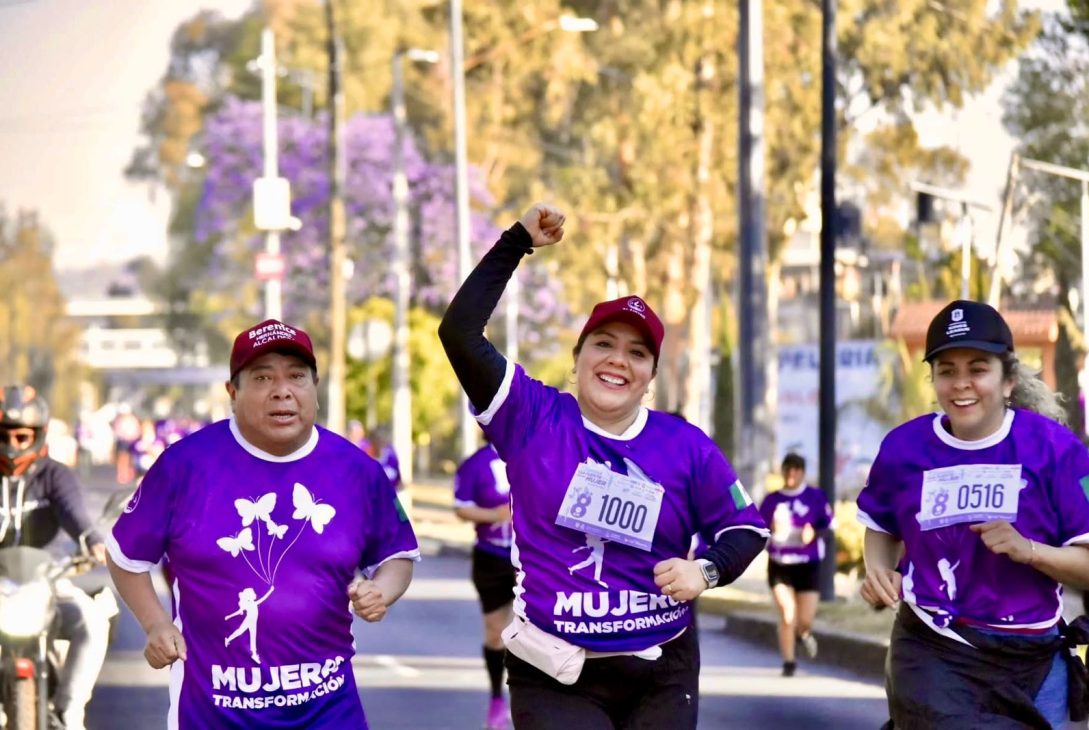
924, 300, 1014, 362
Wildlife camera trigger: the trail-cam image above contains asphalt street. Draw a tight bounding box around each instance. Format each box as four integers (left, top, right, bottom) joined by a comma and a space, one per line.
80, 550, 888, 729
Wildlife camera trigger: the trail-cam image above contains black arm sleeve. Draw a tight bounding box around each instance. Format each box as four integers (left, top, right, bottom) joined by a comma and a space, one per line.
44, 461, 102, 548
438, 223, 534, 412
702, 529, 767, 587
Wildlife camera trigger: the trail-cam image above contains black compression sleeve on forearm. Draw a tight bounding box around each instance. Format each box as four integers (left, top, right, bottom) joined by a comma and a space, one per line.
701, 529, 768, 587
438, 223, 534, 412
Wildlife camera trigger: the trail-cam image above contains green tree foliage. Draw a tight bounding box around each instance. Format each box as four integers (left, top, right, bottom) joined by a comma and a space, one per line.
0, 209, 81, 421
1002, 19, 1089, 431
131, 0, 1042, 452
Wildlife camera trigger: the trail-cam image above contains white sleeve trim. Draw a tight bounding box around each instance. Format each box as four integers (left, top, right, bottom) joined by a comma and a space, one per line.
453, 499, 479, 508
712, 524, 771, 542
856, 509, 891, 534
106, 533, 157, 574
475, 358, 515, 426
1063, 532, 1089, 547
363, 549, 422, 578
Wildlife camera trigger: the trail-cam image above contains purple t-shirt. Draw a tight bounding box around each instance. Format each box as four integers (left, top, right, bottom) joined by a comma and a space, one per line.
453, 444, 512, 559
758, 485, 833, 565
477, 362, 768, 652
377, 446, 401, 491
107, 419, 420, 729
857, 409, 1089, 631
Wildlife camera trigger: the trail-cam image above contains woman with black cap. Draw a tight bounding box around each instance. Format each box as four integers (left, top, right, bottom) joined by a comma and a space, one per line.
857, 299, 1089, 728
439, 203, 769, 729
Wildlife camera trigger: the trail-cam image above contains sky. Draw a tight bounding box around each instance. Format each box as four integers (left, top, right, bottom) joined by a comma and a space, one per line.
0, 0, 252, 271
0, 0, 1069, 274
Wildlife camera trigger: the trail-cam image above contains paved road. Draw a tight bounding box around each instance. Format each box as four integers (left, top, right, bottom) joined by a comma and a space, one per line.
81, 549, 887, 729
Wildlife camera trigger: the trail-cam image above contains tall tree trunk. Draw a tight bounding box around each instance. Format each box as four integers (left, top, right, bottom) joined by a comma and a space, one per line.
1056, 287, 1084, 435
683, 102, 714, 433
661, 234, 689, 413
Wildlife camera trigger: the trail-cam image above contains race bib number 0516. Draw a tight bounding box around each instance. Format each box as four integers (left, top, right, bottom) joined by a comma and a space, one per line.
917, 464, 1023, 531
554, 462, 664, 551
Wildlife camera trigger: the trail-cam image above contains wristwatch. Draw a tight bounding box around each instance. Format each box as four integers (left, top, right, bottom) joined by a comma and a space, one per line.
697, 559, 720, 589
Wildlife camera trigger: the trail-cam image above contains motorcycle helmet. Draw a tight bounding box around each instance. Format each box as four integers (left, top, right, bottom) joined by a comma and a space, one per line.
0, 385, 49, 476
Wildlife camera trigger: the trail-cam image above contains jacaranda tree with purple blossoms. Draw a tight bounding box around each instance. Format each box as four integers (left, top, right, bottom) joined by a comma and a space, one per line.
192, 97, 565, 451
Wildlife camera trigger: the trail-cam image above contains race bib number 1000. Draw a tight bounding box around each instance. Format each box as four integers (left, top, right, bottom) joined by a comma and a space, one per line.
917, 464, 1023, 531
554, 462, 664, 551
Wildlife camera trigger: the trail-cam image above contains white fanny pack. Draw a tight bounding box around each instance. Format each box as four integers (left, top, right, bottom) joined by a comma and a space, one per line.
502, 616, 586, 685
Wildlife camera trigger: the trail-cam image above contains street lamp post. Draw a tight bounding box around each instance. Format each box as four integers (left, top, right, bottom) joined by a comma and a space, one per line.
391, 47, 439, 487
449, 0, 475, 459
449, 2, 596, 458
325, 0, 347, 435
910, 181, 992, 300
251, 27, 296, 322
1016, 157, 1089, 429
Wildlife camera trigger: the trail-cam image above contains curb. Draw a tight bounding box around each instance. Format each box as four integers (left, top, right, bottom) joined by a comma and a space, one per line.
704, 607, 889, 680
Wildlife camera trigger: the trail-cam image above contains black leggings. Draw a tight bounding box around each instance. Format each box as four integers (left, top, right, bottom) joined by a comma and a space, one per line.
505, 628, 700, 730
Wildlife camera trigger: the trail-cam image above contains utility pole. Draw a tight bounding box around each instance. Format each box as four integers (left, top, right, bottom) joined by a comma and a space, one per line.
260, 28, 282, 321
388, 49, 437, 485
251, 28, 294, 321
737, 0, 771, 499
1017, 157, 1089, 430
818, 0, 838, 602
987, 154, 1020, 308
325, 0, 347, 434
450, 0, 476, 459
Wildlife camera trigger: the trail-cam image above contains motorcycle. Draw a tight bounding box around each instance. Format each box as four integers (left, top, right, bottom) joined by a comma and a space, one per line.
0, 492, 126, 730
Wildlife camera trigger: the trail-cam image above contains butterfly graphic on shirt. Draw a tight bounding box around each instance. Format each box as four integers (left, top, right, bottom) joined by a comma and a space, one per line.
292, 482, 337, 534
215, 482, 336, 593
217, 527, 255, 557
235, 493, 276, 527
265, 518, 288, 539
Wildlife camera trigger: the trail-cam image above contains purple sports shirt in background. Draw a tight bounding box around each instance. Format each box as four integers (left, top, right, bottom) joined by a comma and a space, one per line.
476, 362, 768, 653
108, 419, 420, 729
857, 409, 1089, 632
453, 444, 512, 559
759, 485, 833, 565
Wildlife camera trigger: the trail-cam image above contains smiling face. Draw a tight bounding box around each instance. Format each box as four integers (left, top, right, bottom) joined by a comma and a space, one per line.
574, 321, 656, 434
931, 348, 1014, 441
226, 351, 319, 456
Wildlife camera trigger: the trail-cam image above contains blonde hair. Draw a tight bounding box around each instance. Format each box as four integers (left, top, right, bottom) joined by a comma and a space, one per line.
1002, 354, 1067, 425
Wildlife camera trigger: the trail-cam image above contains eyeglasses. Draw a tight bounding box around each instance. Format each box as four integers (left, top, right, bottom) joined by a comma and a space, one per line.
0, 430, 34, 448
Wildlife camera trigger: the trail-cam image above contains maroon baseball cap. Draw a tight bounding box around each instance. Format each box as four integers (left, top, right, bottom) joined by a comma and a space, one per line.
229, 319, 317, 379
577, 296, 665, 359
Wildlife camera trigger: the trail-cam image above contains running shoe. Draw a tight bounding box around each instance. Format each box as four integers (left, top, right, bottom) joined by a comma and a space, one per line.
485, 695, 509, 730
799, 632, 818, 659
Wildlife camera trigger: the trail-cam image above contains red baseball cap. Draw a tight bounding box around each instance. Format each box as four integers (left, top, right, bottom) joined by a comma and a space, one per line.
229, 319, 317, 379
578, 296, 665, 360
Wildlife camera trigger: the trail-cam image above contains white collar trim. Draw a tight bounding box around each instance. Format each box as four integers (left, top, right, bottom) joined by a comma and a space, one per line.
931, 409, 1015, 451
582, 407, 649, 441
229, 416, 319, 461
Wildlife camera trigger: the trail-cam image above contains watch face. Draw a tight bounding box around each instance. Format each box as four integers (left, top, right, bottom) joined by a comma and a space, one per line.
702, 563, 719, 584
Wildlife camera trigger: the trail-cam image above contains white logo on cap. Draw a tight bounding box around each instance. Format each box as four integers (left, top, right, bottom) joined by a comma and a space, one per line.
945, 307, 970, 339
626, 297, 646, 316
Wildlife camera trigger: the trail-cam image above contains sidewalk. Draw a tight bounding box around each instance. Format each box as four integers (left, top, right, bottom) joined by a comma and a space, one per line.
404, 477, 893, 679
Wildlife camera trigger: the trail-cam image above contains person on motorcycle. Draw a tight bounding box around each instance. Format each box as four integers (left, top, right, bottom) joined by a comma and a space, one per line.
0, 385, 109, 730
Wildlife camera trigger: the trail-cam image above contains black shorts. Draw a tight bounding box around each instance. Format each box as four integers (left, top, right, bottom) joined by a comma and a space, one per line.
471, 547, 515, 614
767, 560, 821, 592
506, 625, 700, 730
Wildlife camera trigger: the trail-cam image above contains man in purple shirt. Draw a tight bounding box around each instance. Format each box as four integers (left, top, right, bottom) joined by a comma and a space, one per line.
106, 319, 419, 729
454, 440, 515, 729
758, 453, 833, 676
